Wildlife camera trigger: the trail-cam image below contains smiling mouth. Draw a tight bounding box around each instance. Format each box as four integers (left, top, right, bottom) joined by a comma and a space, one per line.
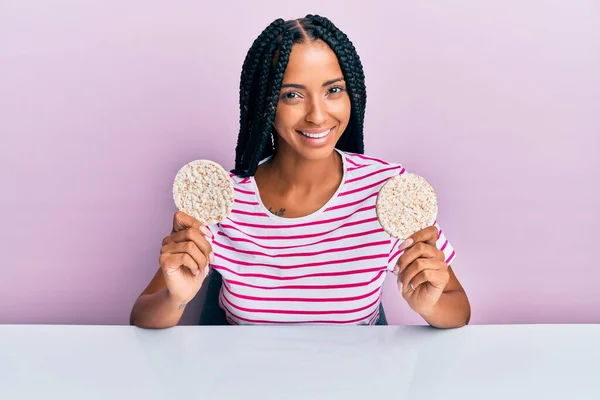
298, 128, 333, 139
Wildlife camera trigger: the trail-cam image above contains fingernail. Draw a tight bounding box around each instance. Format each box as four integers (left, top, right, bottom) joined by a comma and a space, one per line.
398, 238, 414, 251
209, 252, 215, 264
204, 266, 210, 277
200, 226, 213, 238
398, 282, 403, 292
393, 267, 399, 275
194, 270, 200, 277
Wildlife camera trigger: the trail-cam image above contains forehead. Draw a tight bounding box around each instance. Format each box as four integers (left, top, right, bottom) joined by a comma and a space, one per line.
282, 42, 343, 83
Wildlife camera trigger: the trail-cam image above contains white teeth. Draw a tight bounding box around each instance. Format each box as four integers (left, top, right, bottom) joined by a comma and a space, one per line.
300, 129, 331, 139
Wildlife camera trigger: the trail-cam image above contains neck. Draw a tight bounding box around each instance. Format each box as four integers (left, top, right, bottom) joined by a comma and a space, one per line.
266, 147, 343, 191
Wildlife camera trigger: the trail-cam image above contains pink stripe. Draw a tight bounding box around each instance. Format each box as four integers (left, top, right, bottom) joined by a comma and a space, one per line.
214, 239, 389, 258
222, 303, 378, 324
438, 229, 443, 239
228, 173, 235, 178
222, 292, 380, 315
219, 217, 378, 240
388, 248, 406, 264
222, 283, 381, 303
440, 239, 448, 252
351, 153, 390, 165
368, 308, 380, 325
445, 250, 456, 264
212, 265, 386, 280
231, 209, 268, 217
235, 199, 260, 206
225, 270, 386, 290
239, 177, 251, 184
345, 157, 365, 167
227, 205, 374, 229
348, 165, 368, 172
234, 187, 255, 195
345, 165, 402, 184
217, 228, 384, 250
367, 297, 383, 325
339, 177, 389, 197
216, 252, 387, 270
325, 192, 377, 212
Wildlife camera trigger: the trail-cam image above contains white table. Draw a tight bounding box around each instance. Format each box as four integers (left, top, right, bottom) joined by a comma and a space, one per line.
0, 324, 598, 399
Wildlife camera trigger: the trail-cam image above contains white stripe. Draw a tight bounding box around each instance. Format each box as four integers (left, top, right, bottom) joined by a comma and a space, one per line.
206, 151, 456, 325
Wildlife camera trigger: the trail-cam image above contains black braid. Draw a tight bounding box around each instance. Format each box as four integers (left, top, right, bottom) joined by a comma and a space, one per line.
232, 15, 367, 177
234, 19, 286, 173
247, 31, 295, 173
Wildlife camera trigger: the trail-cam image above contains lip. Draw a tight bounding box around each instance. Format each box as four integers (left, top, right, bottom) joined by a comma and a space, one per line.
299, 128, 333, 134
296, 126, 336, 146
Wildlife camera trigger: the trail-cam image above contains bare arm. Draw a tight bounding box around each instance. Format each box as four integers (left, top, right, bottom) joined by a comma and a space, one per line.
129, 268, 188, 329
396, 226, 471, 329
419, 266, 471, 329
130, 212, 213, 329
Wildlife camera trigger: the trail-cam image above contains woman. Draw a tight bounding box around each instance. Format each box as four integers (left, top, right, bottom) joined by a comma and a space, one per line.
130, 15, 470, 328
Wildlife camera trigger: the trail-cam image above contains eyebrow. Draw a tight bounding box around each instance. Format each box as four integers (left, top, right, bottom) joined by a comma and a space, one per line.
281, 78, 345, 90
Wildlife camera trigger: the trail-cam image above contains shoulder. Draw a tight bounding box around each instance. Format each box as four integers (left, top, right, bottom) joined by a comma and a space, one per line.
225, 171, 256, 207
336, 151, 407, 199
227, 171, 252, 186
341, 151, 404, 168
340, 151, 407, 178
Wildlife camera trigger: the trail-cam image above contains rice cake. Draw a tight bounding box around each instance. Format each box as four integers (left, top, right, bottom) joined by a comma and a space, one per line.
172, 160, 234, 225
376, 173, 438, 239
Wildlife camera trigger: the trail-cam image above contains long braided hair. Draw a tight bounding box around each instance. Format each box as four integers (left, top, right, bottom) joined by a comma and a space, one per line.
231, 15, 367, 177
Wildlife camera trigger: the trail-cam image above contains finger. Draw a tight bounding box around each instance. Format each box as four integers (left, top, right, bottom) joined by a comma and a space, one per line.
398, 225, 438, 251
398, 258, 432, 292
407, 268, 447, 292
160, 253, 200, 277
395, 242, 439, 274
162, 241, 209, 272
399, 259, 446, 293
172, 211, 204, 233
164, 228, 214, 263
164, 225, 213, 244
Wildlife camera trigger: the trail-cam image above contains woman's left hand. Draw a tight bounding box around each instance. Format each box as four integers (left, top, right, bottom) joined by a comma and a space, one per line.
394, 226, 449, 316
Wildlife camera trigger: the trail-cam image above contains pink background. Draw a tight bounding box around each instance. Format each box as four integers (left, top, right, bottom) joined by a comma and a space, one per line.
1, 1, 598, 325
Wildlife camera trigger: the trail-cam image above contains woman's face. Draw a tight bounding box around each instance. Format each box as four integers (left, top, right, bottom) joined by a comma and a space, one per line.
273, 40, 351, 161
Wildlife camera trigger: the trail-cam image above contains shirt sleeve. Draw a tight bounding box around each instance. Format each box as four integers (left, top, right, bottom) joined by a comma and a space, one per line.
387, 220, 457, 271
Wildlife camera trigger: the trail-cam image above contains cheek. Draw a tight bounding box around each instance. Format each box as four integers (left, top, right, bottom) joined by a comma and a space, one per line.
274, 106, 301, 133
330, 97, 352, 124
273, 107, 285, 132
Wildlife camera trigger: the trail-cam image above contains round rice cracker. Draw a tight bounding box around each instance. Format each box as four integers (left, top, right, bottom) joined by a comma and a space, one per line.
172, 160, 235, 226
376, 173, 438, 240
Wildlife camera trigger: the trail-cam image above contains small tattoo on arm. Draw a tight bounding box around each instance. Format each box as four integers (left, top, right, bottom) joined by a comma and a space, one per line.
268, 207, 286, 217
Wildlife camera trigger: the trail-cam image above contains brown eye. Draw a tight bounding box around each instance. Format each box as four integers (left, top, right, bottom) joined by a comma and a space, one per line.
328, 86, 345, 95
282, 92, 300, 100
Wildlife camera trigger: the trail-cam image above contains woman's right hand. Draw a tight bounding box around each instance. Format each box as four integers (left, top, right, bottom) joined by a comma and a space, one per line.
159, 211, 214, 305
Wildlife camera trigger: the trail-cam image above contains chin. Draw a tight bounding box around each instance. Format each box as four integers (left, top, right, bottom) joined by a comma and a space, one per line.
295, 145, 338, 161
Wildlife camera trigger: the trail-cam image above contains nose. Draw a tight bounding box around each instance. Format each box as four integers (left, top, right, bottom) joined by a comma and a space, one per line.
305, 98, 327, 126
